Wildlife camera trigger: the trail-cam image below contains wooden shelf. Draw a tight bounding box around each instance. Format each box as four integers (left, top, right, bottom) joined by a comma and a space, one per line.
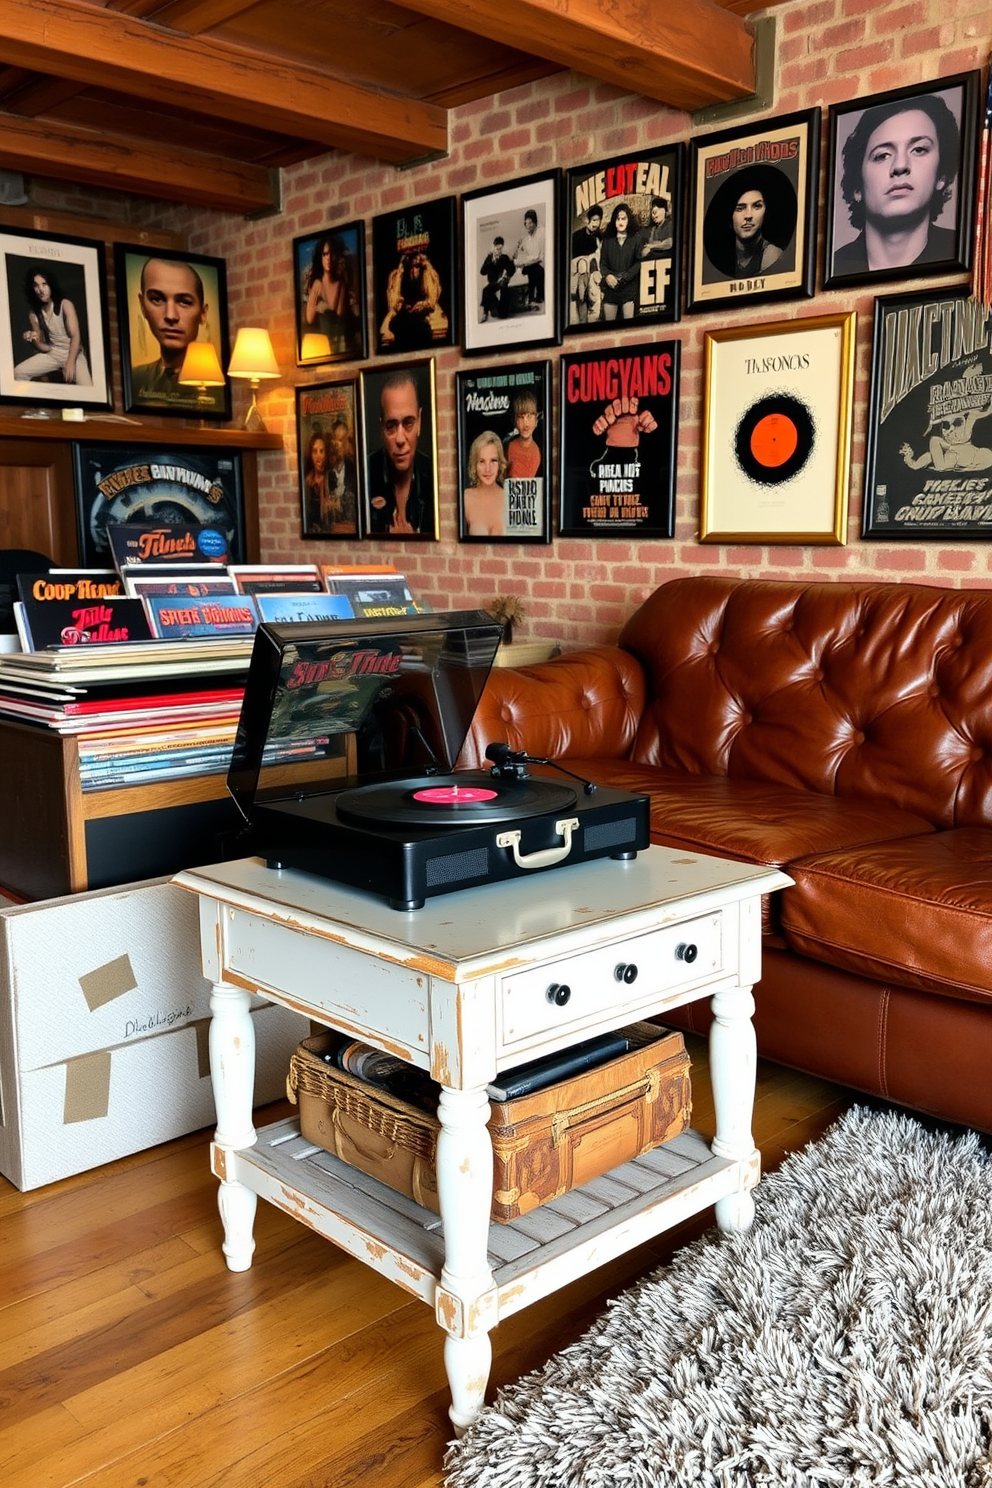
0, 416, 282, 449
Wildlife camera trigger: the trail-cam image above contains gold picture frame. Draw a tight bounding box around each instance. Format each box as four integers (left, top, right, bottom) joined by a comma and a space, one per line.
700, 312, 856, 544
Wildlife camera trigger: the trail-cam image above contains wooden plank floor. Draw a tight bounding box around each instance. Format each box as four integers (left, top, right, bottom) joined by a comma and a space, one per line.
0, 1036, 859, 1488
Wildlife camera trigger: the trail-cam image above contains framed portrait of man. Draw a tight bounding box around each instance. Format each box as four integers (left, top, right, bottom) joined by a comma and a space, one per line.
359, 359, 439, 540
115, 244, 231, 419
461, 170, 561, 356
686, 110, 820, 313
372, 196, 457, 356
296, 380, 363, 539
0, 227, 112, 409
563, 146, 684, 332
292, 221, 367, 366
824, 73, 980, 289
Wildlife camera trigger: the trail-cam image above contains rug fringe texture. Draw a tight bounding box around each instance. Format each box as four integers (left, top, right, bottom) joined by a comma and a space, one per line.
443, 1106, 992, 1487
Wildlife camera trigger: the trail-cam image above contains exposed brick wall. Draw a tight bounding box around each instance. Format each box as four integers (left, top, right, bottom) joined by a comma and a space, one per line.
152, 0, 992, 645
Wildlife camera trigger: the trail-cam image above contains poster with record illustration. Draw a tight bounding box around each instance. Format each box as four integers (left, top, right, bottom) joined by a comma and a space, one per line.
687, 109, 819, 313
863, 287, 992, 538
558, 340, 680, 538
700, 313, 856, 544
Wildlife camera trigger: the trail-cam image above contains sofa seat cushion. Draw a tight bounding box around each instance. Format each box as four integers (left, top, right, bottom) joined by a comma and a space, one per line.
556, 761, 935, 866
781, 827, 992, 1004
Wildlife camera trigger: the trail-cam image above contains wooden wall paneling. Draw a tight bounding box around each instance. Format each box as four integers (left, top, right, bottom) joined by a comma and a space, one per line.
0, 439, 78, 565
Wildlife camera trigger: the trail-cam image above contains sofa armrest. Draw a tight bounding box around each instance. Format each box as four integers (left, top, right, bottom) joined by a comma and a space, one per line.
459, 646, 647, 769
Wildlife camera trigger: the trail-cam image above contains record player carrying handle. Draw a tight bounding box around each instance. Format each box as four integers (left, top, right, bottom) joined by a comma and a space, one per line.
496, 817, 580, 870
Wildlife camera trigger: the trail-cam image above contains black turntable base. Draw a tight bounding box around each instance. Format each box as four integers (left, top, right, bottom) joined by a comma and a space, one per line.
250, 770, 651, 910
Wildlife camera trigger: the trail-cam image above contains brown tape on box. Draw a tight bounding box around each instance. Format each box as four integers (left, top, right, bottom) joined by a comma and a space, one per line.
63, 1050, 112, 1123
78, 953, 137, 1012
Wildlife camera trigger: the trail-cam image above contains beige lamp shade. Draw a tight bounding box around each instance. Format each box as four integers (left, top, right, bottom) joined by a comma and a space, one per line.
300, 332, 332, 360
227, 327, 280, 381
178, 340, 225, 387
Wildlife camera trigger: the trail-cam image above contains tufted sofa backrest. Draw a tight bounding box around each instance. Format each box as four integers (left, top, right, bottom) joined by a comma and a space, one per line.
619, 576, 992, 830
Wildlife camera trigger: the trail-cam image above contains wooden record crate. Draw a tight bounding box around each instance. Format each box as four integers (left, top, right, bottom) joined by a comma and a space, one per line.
286, 1022, 691, 1223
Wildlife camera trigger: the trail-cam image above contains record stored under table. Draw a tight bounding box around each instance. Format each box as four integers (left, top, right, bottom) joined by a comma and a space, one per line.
174, 847, 790, 1436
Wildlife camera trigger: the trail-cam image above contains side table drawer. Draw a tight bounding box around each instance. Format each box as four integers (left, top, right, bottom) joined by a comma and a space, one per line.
500, 911, 725, 1047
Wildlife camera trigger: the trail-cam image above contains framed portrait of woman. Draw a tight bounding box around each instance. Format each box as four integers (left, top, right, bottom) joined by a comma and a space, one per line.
293, 221, 368, 366
824, 74, 980, 289
0, 227, 112, 409
115, 244, 231, 419
296, 380, 363, 539
455, 361, 552, 542
372, 196, 457, 355
686, 110, 820, 314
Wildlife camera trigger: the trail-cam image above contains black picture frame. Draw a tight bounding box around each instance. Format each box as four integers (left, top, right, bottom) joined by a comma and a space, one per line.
72, 444, 246, 567
563, 144, 684, 331
359, 359, 439, 540
455, 361, 552, 543
0, 227, 112, 409
461, 169, 561, 356
292, 220, 368, 367
296, 380, 363, 539
862, 286, 992, 538
114, 244, 232, 419
824, 73, 980, 289
558, 341, 680, 539
686, 109, 820, 313
372, 196, 457, 356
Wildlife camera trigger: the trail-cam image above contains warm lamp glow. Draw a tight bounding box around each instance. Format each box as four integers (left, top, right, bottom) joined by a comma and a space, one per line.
301, 332, 332, 360
177, 341, 225, 415
227, 327, 279, 431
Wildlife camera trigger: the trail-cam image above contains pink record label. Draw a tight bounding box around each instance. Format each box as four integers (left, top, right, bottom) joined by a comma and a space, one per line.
412, 785, 499, 805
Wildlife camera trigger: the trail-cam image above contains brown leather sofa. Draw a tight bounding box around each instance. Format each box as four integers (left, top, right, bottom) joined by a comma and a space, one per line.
461, 575, 992, 1134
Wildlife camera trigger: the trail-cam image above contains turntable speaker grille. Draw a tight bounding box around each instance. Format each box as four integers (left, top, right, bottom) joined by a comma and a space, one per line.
426, 846, 490, 887
584, 816, 639, 851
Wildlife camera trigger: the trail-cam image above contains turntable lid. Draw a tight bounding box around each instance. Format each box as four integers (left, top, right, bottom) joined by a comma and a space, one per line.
227, 609, 504, 820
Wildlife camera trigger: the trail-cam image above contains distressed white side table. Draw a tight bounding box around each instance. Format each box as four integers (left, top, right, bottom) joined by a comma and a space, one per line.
175, 847, 789, 1434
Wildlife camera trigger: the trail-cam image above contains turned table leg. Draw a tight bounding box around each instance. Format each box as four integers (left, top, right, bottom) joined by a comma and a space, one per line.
708, 983, 759, 1233
209, 981, 258, 1272
434, 1085, 498, 1436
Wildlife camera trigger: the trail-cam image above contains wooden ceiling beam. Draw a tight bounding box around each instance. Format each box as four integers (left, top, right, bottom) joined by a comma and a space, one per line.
399, 0, 756, 112
0, 113, 277, 214
113, 0, 266, 31
0, 0, 448, 164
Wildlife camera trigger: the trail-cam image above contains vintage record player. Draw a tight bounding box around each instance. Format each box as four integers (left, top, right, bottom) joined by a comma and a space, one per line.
227, 610, 650, 910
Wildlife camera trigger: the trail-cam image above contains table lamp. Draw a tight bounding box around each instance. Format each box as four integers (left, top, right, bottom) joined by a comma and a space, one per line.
227, 327, 280, 431
178, 340, 226, 417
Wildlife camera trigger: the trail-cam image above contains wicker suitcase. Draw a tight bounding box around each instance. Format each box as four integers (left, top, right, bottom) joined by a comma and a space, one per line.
287, 1022, 691, 1223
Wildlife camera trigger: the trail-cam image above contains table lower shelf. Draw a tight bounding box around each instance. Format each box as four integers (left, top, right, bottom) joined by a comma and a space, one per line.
218, 1117, 755, 1321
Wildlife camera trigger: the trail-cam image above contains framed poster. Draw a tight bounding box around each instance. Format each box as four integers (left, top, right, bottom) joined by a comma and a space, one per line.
563, 145, 683, 331
461, 170, 561, 355
863, 287, 992, 538
455, 361, 552, 542
558, 342, 680, 539
686, 109, 819, 313
115, 244, 231, 419
824, 73, 979, 289
296, 380, 362, 538
72, 445, 246, 567
700, 313, 856, 544
372, 196, 457, 355
0, 227, 111, 409
292, 221, 367, 366
359, 359, 439, 540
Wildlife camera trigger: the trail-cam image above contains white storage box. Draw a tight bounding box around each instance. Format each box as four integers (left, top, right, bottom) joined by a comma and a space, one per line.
0, 876, 307, 1190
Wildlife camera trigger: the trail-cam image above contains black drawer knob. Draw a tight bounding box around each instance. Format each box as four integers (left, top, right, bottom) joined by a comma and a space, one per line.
546, 982, 572, 1006
675, 942, 698, 963
614, 963, 639, 984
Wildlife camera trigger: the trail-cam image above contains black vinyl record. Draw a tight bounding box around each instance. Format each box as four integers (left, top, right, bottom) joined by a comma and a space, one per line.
734, 393, 815, 485
336, 773, 576, 826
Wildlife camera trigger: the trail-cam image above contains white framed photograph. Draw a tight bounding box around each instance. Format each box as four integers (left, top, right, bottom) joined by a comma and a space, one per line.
0, 227, 112, 408
461, 170, 561, 356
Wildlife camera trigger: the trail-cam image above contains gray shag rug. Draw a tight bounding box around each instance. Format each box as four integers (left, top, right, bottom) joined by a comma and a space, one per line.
443, 1107, 992, 1488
